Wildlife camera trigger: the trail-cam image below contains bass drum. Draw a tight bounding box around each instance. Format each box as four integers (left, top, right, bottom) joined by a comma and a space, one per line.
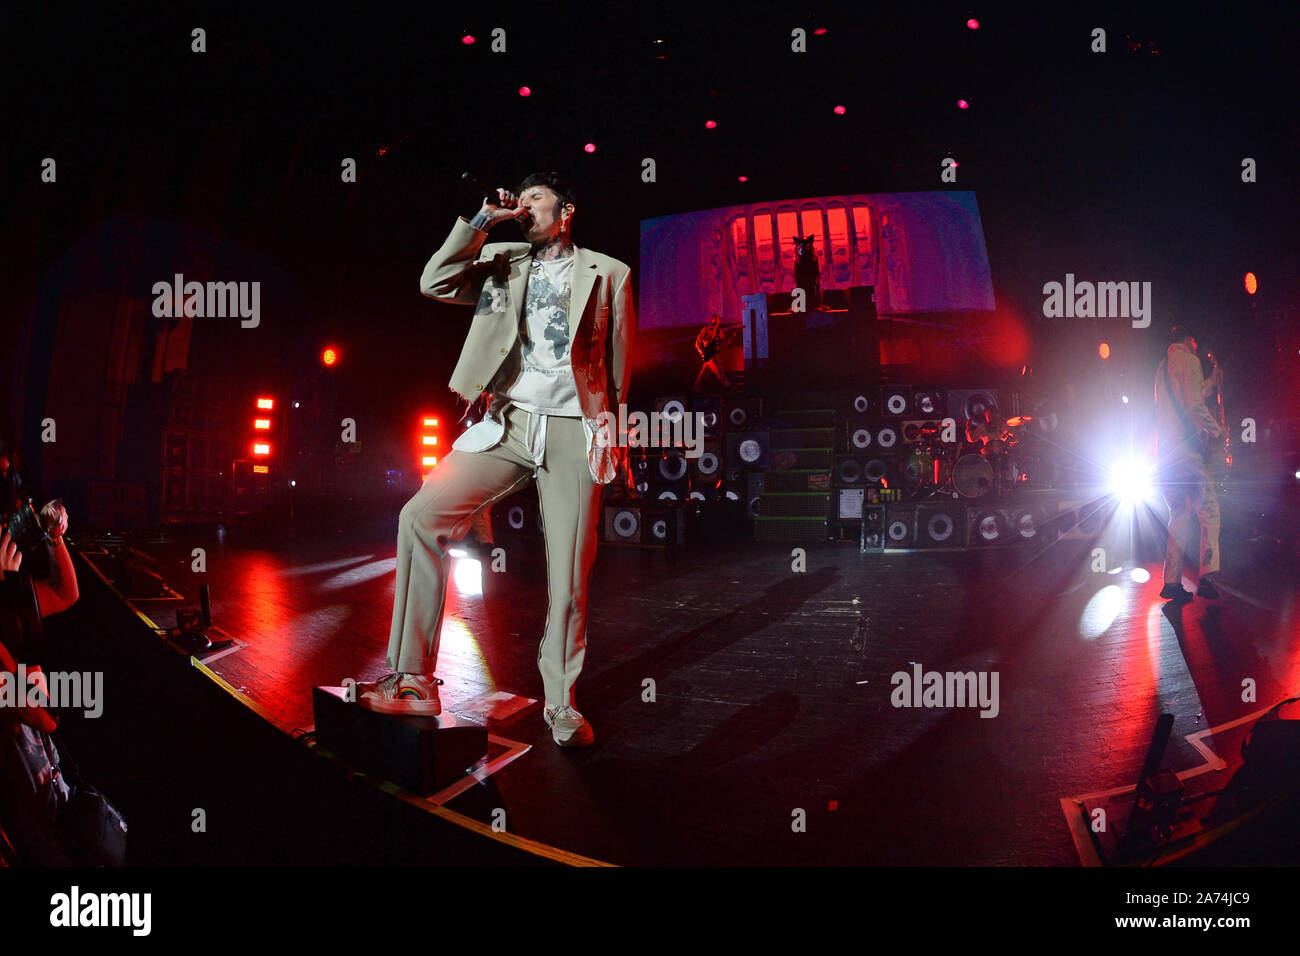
951, 454, 995, 499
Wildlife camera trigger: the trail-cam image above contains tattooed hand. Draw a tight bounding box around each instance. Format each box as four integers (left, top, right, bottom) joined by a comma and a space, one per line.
477, 188, 531, 229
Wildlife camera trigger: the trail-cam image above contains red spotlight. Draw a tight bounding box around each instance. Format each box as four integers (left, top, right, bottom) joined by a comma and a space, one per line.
253, 442, 271, 456
322, 347, 338, 367
462, 34, 475, 45
704, 120, 717, 129
833, 105, 846, 115
967, 18, 980, 30
958, 99, 969, 109
1244, 272, 1258, 295
737, 175, 748, 182
256, 397, 274, 410
519, 86, 531, 97
1099, 342, 1111, 360
583, 143, 596, 153
813, 27, 828, 35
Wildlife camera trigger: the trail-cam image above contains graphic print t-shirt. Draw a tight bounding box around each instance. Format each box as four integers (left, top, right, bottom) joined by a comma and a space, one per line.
498, 255, 582, 416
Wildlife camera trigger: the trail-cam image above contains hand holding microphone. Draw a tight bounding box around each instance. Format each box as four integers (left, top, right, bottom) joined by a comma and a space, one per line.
462, 172, 529, 230
478, 187, 531, 229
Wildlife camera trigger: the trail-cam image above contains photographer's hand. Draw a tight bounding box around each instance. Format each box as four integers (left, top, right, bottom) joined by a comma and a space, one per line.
0, 530, 22, 579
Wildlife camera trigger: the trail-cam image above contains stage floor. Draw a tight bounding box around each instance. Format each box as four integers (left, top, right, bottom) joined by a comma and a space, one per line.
113, 492, 1300, 866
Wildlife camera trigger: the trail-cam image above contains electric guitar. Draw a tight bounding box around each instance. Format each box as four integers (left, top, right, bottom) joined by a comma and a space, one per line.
1203, 350, 1229, 475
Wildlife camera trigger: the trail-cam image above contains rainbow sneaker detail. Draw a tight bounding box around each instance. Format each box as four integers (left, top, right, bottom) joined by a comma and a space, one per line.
356, 673, 442, 715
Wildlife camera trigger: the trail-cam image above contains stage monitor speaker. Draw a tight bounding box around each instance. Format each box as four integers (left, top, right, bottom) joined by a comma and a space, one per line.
863, 454, 901, 487
884, 505, 915, 549
881, 386, 913, 417
655, 448, 690, 483
835, 455, 867, 487
860, 503, 885, 551
690, 441, 723, 481
312, 686, 487, 797
846, 420, 900, 454
655, 395, 688, 428
726, 429, 770, 474
746, 472, 765, 519
847, 389, 878, 417
643, 506, 686, 545
723, 397, 763, 430
694, 395, 722, 438
603, 504, 643, 543
912, 388, 946, 419
947, 388, 1001, 423
916, 503, 966, 548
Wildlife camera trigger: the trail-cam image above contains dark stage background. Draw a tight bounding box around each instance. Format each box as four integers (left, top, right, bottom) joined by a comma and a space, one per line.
2, 2, 1296, 513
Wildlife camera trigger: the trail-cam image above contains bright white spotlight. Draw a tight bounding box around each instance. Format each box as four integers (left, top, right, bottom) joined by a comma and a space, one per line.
453, 557, 483, 596
1130, 568, 1151, 583
1109, 457, 1153, 503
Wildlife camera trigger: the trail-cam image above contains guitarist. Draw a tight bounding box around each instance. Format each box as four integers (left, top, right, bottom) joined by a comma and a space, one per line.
693, 313, 733, 392
1155, 326, 1228, 602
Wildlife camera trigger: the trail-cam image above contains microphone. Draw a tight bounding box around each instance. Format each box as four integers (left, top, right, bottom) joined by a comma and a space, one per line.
462, 171, 503, 203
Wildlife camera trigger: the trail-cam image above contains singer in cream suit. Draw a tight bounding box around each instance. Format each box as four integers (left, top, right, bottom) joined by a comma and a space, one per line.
358, 172, 634, 747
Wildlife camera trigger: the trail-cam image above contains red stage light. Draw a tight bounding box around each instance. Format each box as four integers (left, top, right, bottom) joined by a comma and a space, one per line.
813, 27, 828, 35
462, 35, 475, 45
322, 347, 338, 366
252, 464, 269, 475
958, 99, 969, 109
705, 120, 717, 128
737, 175, 748, 182
1244, 272, 1257, 294
253, 442, 271, 456
967, 19, 979, 30
254, 418, 271, 430
519, 86, 531, 97
583, 143, 596, 153
1099, 342, 1111, 360
833, 105, 846, 115
256, 397, 274, 410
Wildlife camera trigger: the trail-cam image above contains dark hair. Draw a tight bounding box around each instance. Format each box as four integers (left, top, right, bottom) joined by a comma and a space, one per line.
516, 171, 578, 216
1168, 325, 1193, 344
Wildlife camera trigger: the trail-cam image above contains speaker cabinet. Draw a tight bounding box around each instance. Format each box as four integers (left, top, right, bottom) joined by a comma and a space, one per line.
723, 397, 762, 430
881, 387, 913, 417
846, 420, 901, 454
726, 429, 770, 475
694, 396, 722, 438
603, 504, 643, 543
916, 503, 966, 548
947, 388, 1001, 423
746, 472, 765, 519
912, 388, 946, 418
642, 506, 686, 545
860, 503, 886, 551
847, 389, 878, 417
655, 395, 689, 427
884, 505, 915, 548
835, 455, 867, 487
863, 454, 901, 487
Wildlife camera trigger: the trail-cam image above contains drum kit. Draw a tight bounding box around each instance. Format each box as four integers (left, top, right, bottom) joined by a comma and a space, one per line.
904, 411, 1041, 500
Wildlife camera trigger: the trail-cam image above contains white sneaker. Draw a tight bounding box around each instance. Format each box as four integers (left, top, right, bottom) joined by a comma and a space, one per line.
544, 704, 594, 747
